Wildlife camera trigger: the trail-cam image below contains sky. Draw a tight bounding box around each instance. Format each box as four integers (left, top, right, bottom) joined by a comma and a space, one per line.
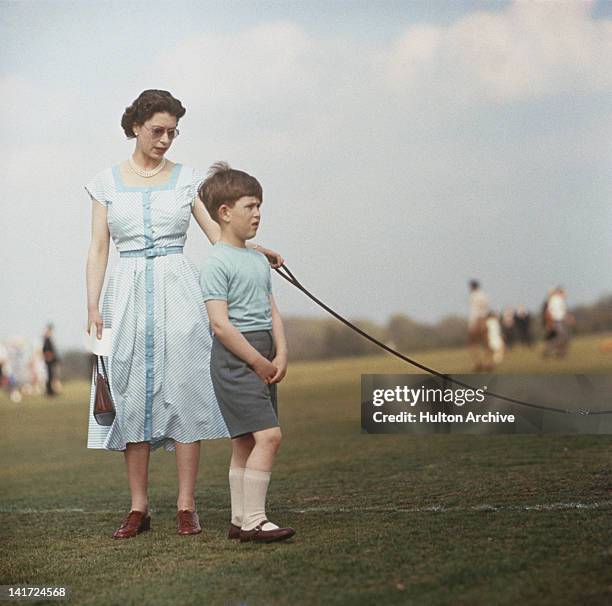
1, 0, 611, 349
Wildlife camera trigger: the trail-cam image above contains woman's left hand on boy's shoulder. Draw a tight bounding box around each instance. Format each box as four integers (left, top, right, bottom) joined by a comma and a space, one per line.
270, 354, 287, 383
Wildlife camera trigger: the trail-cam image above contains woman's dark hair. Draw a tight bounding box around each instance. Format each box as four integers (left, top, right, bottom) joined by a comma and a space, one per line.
121, 90, 186, 138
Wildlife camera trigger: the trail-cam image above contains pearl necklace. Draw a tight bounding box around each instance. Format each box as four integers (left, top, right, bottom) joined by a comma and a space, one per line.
128, 156, 166, 178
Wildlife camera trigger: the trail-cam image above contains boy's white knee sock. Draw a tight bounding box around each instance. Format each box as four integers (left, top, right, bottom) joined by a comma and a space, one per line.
241, 468, 278, 531
229, 467, 245, 527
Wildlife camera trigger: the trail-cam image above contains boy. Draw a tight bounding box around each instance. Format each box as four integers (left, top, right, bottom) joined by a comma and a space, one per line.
198, 162, 294, 543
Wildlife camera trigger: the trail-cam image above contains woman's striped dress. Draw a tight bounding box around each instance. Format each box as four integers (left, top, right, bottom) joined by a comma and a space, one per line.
85, 163, 229, 451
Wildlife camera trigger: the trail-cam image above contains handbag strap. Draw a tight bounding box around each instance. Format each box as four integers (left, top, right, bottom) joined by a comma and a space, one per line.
96, 355, 109, 378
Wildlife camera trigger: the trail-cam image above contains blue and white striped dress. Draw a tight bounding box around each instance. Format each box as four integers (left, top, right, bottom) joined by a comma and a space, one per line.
85, 163, 229, 451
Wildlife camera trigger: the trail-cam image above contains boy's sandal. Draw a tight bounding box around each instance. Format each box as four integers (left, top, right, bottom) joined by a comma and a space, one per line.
239, 521, 295, 543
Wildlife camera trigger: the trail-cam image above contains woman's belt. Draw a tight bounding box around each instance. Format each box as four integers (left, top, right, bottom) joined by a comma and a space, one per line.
119, 246, 184, 258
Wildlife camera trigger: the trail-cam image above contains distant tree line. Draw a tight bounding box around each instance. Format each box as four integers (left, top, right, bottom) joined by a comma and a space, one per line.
571, 295, 612, 334
59, 295, 612, 379
283, 294, 612, 361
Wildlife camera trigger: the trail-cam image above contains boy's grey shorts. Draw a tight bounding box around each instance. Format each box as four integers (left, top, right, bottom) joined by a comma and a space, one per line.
210, 330, 279, 438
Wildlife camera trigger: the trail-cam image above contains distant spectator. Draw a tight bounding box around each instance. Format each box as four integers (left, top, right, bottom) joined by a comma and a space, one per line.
467, 280, 491, 371
541, 288, 556, 345
0, 341, 7, 388
486, 312, 505, 366
544, 287, 570, 357
7, 337, 28, 402
514, 305, 533, 347
42, 324, 60, 396
501, 308, 516, 349
29, 347, 47, 395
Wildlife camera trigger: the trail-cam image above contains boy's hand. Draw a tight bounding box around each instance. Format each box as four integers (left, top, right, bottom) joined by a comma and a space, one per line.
270, 355, 287, 384
252, 355, 277, 384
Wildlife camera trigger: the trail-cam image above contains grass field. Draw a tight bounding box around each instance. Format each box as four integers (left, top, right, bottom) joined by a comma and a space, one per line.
1, 334, 611, 606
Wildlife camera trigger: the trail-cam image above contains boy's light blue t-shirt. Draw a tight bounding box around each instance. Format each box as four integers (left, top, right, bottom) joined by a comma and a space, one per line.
200, 242, 273, 332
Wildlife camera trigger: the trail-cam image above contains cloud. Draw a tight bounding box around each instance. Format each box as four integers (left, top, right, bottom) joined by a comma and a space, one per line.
156, 22, 313, 108
130, 0, 612, 170
144, 1, 612, 118
384, 1, 612, 102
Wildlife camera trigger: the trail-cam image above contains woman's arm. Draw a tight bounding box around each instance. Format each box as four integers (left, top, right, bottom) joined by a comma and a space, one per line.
86, 200, 110, 338
192, 199, 221, 245
205, 299, 277, 383
269, 295, 288, 384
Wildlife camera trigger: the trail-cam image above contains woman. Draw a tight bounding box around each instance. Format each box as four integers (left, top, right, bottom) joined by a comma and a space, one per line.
85, 90, 283, 539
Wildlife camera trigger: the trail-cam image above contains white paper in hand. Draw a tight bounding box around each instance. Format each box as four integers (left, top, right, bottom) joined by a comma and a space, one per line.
83, 325, 113, 356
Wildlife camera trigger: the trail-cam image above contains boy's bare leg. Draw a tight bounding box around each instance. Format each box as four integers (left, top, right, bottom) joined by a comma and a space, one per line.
231, 434, 255, 468
175, 440, 200, 511
245, 427, 281, 472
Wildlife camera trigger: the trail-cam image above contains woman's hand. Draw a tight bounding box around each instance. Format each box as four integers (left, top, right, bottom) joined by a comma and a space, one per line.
256, 245, 284, 269
269, 354, 287, 384
88, 309, 104, 339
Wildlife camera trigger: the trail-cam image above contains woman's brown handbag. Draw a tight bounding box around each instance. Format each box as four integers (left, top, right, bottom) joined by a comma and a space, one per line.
93, 355, 115, 426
